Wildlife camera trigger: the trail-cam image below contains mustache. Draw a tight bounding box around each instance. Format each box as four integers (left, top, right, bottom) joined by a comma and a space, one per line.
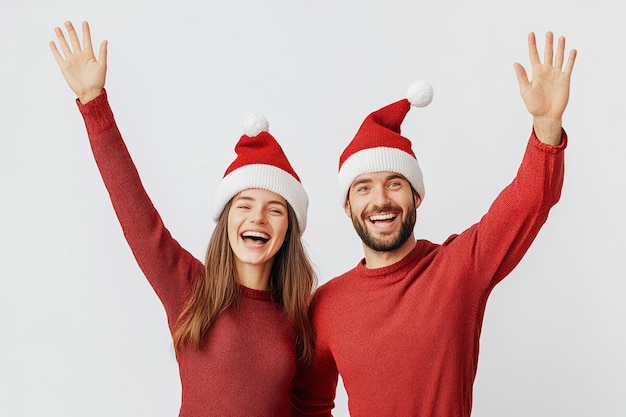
361, 205, 401, 218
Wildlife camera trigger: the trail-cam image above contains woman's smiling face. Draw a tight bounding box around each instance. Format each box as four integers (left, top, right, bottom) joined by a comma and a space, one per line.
227, 188, 289, 272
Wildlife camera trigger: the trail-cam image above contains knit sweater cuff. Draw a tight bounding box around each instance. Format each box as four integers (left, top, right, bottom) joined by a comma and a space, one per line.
76, 89, 115, 135
530, 127, 568, 153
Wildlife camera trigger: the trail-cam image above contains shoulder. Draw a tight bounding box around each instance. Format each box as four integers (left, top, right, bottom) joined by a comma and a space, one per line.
311, 269, 357, 310
317, 268, 358, 294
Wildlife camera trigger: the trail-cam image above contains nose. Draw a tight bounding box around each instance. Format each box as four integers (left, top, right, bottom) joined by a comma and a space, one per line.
249, 207, 267, 224
371, 186, 392, 207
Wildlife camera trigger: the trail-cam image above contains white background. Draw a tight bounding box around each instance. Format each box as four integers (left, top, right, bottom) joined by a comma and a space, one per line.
1, 0, 624, 416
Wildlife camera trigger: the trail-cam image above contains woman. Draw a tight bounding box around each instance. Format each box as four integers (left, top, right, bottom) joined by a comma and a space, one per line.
50, 21, 316, 416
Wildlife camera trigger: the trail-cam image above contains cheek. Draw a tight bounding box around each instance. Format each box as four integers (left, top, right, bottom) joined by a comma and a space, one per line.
347, 198, 366, 217
406, 195, 418, 211
226, 213, 239, 243
272, 219, 289, 244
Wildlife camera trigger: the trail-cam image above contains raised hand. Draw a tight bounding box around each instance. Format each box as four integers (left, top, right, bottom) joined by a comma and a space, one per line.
514, 32, 577, 145
50, 21, 107, 104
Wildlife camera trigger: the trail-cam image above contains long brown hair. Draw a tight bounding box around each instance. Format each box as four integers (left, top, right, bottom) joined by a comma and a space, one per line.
173, 198, 317, 366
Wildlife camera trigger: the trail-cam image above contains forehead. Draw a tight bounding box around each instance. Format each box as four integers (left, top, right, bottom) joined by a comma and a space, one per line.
350, 171, 408, 185
235, 188, 287, 204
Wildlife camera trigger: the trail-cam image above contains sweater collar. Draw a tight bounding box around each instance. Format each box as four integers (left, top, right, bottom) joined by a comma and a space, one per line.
239, 285, 274, 301
355, 241, 424, 278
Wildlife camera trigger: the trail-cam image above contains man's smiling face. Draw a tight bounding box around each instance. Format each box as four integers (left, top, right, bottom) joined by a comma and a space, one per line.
345, 171, 420, 253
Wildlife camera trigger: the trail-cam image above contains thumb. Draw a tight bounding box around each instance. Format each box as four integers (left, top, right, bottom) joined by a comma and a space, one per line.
513, 62, 530, 91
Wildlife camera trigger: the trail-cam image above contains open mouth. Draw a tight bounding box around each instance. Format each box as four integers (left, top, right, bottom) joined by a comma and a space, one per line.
241, 231, 270, 244
369, 213, 397, 224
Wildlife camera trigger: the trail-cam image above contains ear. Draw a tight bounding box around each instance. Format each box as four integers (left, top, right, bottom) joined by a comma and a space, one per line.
414, 191, 422, 209
344, 198, 352, 217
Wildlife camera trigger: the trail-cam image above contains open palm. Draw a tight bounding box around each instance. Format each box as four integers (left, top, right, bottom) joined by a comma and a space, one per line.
50, 21, 107, 103
514, 32, 576, 121
514, 32, 576, 145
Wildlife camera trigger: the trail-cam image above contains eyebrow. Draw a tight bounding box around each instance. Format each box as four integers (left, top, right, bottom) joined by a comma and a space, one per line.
351, 178, 372, 188
351, 174, 407, 188
385, 174, 407, 182
234, 195, 287, 208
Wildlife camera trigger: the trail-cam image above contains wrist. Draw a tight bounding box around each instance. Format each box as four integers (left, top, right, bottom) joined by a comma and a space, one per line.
78, 88, 103, 104
533, 117, 563, 146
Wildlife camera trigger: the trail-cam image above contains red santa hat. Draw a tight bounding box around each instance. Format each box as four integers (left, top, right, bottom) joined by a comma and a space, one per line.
338, 80, 433, 204
213, 113, 308, 234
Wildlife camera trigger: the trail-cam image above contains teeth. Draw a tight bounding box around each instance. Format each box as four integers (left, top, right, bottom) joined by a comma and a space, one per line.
242, 231, 270, 240
370, 213, 395, 221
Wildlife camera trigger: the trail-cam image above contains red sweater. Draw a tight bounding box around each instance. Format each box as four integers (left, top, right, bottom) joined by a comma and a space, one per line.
78, 91, 296, 417
293, 132, 566, 417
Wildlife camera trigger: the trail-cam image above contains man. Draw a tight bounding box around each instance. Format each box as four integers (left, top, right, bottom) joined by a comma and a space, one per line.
292, 32, 576, 416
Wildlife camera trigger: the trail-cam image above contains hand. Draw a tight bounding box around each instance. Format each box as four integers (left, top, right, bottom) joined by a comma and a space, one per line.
513, 32, 577, 145
50, 21, 107, 104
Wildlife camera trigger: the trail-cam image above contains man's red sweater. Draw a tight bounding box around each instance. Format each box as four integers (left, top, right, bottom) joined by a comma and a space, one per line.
293, 132, 566, 416
78, 91, 296, 417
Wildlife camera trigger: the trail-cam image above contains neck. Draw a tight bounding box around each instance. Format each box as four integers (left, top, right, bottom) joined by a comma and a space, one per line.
234, 260, 272, 290
362, 236, 417, 269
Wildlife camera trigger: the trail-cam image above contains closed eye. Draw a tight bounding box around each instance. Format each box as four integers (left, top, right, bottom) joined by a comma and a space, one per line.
268, 208, 284, 215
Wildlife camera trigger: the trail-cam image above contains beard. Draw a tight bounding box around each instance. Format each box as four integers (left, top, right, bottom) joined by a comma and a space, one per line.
350, 205, 416, 252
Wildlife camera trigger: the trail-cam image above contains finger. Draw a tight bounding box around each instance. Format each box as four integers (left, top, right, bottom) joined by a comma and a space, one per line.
543, 31, 554, 66
98, 40, 108, 66
49, 41, 65, 66
54, 26, 72, 57
554, 36, 565, 70
82, 21, 94, 55
527, 32, 540, 67
65, 21, 82, 52
563, 49, 577, 76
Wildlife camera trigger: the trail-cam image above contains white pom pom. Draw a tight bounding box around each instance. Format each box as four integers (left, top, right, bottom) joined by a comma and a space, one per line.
407, 80, 434, 108
243, 113, 269, 137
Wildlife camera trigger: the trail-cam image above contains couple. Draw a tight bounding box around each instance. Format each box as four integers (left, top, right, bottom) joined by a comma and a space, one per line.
50, 20, 576, 417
